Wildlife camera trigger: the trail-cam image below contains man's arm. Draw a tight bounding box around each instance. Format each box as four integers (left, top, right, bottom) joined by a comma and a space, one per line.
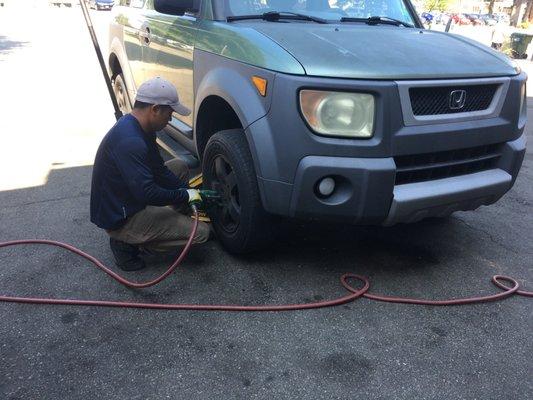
111, 138, 188, 206
152, 152, 188, 190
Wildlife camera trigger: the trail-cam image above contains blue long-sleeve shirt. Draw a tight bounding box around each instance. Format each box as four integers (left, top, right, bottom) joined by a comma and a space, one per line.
90, 114, 188, 230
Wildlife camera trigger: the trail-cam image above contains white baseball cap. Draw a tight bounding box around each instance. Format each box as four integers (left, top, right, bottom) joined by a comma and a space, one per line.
135, 77, 191, 116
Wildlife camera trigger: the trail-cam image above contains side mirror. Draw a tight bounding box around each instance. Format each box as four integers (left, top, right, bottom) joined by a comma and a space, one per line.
154, 0, 199, 16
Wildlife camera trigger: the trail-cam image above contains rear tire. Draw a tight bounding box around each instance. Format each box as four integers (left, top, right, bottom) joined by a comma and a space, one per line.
113, 73, 132, 115
202, 129, 274, 254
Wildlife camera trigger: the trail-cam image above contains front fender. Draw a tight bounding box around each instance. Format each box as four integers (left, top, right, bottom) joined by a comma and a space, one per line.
194, 49, 276, 130
194, 50, 279, 179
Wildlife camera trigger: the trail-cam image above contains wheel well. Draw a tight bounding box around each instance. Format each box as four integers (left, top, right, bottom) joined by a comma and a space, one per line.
196, 96, 243, 159
109, 53, 121, 80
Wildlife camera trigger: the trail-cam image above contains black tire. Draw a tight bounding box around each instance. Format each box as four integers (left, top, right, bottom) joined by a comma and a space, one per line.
113, 73, 132, 115
202, 129, 274, 254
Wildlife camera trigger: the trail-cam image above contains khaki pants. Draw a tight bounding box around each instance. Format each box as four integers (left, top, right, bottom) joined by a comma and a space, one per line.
107, 158, 210, 251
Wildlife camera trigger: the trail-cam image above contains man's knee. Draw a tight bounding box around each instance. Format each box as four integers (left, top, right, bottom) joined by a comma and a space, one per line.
165, 158, 190, 182
194, 221, 211, 244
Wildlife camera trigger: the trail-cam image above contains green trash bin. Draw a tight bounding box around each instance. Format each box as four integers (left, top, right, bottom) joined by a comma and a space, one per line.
510, 32, 533, 59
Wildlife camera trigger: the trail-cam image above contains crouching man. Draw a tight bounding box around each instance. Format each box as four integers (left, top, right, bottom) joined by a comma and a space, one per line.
90, 77, 210, 271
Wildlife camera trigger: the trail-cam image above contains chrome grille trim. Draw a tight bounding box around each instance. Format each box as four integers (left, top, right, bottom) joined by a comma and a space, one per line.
396, 77, 510, 126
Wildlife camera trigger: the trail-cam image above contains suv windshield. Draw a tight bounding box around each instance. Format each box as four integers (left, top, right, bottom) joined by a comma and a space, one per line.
224, 0, 415, 25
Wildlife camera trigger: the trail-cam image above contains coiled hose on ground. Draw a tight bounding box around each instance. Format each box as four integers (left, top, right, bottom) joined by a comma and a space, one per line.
0, 210, 531, 311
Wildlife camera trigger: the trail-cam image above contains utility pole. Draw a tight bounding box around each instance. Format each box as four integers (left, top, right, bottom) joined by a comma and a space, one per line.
511, 0, 526, 26
523, 0, 533, 23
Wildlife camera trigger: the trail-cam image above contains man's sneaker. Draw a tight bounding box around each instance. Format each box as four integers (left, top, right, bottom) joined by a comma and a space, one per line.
109, 238, 146, 271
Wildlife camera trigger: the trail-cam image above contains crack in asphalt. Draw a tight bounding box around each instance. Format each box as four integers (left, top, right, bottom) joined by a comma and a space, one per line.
455, 217, 525, 255
1, 193, 90, 210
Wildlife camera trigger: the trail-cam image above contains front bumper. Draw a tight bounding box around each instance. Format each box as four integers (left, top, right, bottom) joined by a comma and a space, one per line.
260, 133, 526, 225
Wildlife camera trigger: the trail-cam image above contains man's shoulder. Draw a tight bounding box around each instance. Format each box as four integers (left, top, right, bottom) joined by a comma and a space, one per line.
104, 115, 147, 153
109, 115, 144, 140
110, 114, 141, 134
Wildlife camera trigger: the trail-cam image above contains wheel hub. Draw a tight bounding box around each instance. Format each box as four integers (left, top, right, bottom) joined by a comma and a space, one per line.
209, 155, 241, 233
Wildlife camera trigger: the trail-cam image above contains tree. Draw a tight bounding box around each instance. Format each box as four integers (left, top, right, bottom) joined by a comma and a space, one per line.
487, 0, 496, 14
423, 0, 451, 12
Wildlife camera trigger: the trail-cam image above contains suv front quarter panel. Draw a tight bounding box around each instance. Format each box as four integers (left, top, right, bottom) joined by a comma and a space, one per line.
193, 50, 276, 172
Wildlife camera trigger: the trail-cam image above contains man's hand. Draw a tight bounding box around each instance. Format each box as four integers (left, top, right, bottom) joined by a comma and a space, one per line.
186, 189, 202, 206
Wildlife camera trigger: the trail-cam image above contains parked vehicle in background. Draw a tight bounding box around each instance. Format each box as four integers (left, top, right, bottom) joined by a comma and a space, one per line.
421, 11, 433, 24
451, 13, 471, 25
494, 13, 510, 24
89, 0, 114, 10
480, 14, 497, 26
434, 12, 450, 25
108, 0, 527, 253
465, 13, 483, 25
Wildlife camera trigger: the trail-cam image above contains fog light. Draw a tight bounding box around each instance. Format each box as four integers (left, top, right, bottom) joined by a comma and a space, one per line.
317, 177, 335, 197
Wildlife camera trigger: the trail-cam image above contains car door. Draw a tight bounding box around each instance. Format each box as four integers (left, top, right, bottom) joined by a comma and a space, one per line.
141, 0, 200, 130
119, 0, 149, 89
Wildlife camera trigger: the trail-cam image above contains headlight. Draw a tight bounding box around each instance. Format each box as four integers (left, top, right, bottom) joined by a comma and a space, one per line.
299, 90, 375, 138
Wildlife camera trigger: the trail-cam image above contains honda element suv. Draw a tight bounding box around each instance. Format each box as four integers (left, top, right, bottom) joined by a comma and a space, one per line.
108, 0, 527, 253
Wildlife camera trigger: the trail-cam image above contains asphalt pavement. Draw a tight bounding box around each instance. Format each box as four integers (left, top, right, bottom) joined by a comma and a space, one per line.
0, 6, 532, 400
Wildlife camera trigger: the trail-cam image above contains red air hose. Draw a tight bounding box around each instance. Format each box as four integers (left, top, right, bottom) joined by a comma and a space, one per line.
0, 210, 531, 311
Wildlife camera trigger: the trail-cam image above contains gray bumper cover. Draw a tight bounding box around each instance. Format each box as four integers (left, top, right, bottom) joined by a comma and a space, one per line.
382, 169, 512, 226
264, 134, 525, 224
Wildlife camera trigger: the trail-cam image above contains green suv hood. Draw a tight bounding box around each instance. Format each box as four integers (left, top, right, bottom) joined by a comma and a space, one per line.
243, 22, 518, 79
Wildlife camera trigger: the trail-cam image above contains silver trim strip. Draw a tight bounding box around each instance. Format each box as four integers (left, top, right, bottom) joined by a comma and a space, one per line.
383, 169, 512, 226
396, 77, 511, 126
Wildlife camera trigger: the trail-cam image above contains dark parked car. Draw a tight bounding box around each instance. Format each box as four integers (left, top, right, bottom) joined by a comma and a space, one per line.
89, 0, 114, 10
108, 0, 527, 253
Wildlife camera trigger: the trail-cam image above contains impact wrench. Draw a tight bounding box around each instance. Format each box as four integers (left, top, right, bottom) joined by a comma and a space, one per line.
0, 207, 531, 311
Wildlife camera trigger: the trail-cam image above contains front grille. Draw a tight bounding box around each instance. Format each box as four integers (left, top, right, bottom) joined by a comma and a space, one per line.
409, 84, 499, 116
395, 144, 503, 185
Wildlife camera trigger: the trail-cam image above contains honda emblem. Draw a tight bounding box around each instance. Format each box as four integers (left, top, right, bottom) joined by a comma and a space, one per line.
449, 90, 467, 110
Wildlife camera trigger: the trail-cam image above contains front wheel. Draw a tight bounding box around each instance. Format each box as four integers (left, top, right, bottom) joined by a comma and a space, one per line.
202, 130, 274, 254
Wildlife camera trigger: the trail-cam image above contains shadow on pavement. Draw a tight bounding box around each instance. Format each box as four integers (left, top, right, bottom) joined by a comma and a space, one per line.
0, 163, 451, 281
244, 217, 452, 274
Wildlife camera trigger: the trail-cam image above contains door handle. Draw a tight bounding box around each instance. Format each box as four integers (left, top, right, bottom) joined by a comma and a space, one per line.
139, 27, 151, 45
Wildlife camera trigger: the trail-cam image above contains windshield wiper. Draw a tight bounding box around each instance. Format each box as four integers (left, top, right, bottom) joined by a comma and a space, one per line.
340, 16, 414, 28
227, 11, 328, 24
